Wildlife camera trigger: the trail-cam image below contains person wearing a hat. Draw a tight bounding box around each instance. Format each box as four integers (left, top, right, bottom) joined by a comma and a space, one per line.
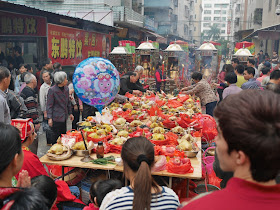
12, 118, 85, 209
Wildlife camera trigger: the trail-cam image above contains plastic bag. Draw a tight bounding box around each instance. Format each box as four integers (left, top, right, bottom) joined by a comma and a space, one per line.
208, 170, 222, 188
87, 134, 112, 143
166, 157, 194, 174
155, 100, 166, 107
165, 132, 179, 145
167, 99, 183, 108
162, 119, 177, 129
150, 138, 169, 146
108, 143, 122, 154
125, 92, 135, 98
129, 128, 152, 139
146, 93, 156, 101
172, 179, 198, 201
177, 94, 189, 103
94, 107, 113, 124
177, 117, 189, 129
200, 114, 218, 142
154, 145, 184, 158
61, 134, 76, 148
66, 129, 83, 142
151, 155, 167, 172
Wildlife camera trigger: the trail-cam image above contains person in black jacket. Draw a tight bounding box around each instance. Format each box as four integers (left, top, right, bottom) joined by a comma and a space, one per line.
119, 73, 140, 95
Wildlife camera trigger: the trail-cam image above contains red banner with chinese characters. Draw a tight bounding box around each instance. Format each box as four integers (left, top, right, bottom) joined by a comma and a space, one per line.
0, 11, 46, 36
48, 24, 111, 66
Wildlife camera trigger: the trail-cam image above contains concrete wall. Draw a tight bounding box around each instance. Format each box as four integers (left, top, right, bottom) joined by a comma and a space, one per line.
194, 0, 202, 45
262, 0, 280, 27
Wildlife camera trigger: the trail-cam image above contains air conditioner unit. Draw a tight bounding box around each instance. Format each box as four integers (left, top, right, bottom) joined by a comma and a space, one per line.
276, 4, 280, 15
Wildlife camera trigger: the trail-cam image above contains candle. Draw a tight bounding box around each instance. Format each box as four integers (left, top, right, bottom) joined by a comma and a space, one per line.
162, 61, 164, 79
181, 64, 184, 81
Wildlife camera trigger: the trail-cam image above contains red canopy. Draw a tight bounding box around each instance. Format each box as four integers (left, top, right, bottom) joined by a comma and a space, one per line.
170, 40, 188, 44
235, 41, 253, 49
203, 41, 221, 46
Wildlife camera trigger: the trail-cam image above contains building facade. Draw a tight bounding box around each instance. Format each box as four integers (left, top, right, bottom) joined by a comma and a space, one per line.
201, 0, 231, 40
234, 0, 280, 55
193, 0, 203, 45
260, 0, 280, 54
144, 0, 194, 43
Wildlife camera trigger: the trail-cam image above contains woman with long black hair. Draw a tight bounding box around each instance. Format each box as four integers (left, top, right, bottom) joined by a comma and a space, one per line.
100, 137, 179, 210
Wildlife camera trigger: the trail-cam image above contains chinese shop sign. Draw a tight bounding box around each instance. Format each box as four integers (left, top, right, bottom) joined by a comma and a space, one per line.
0, 11, 46, 36
48, 24, 111, 66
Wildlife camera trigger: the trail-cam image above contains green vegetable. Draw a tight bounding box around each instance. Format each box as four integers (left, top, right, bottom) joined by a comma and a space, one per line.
91, 156, 116, 165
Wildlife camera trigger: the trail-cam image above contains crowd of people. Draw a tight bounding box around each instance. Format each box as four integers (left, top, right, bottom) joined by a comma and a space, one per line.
1, 47, 280, 209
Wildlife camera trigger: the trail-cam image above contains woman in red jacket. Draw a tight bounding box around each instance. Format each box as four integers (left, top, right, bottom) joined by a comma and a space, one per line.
13, 119, 84, 210
155, 63, 168, 92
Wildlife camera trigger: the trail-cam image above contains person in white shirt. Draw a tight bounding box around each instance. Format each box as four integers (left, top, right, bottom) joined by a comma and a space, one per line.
39, 70, 53, 145
0, 66, 11, 124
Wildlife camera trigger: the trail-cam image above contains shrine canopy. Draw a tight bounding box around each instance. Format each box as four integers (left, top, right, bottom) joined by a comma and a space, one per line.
234, 41, 255, 55
170, 40, 188, 52
119, 40, 136, 54
203, 41, 221, 46
203, 41, 221, 55
140, 40, 159, 49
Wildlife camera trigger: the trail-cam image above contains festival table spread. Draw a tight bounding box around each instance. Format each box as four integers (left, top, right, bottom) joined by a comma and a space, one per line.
40, 138, 201, 179
40, 138, 201, 196
40, 92, 216, 197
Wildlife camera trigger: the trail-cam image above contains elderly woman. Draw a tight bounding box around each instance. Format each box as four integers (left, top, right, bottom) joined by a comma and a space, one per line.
47, 71, 73, 145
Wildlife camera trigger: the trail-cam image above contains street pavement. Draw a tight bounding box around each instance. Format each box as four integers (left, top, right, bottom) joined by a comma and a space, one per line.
37, 118, 74, 158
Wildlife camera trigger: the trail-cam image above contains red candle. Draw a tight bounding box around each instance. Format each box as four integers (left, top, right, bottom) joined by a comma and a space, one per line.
162, 62, 164, 78
181, 64, 184, 81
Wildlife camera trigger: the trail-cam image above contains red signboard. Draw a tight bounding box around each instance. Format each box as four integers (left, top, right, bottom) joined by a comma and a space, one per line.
48, 24, 111, 66
227, 21, 231, 35
0, 11, 46, 36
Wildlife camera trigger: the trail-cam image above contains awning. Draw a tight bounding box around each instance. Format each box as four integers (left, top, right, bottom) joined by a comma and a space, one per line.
234, 29, 254, 40
242, 23, 280, 40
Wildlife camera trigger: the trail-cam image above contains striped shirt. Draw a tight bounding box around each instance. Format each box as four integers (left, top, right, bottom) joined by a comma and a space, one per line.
100, 186, 180, 210
20, 86, 40, 124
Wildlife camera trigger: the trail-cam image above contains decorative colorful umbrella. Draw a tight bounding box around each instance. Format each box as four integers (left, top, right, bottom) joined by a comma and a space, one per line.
234, 41, 255, 55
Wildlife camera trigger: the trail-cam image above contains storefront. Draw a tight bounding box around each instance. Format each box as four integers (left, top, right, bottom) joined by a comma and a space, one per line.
0, 11, 47, 69
0, 1, 115, 71
48, 24, 111, 67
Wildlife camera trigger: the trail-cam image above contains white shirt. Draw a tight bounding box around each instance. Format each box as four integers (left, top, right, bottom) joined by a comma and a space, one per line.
39, 82, 51, 112
100, 186, 180, 210
0, 89, 11, 124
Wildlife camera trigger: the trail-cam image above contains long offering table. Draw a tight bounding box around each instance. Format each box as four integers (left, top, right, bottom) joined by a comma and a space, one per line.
40, 138, 202, 196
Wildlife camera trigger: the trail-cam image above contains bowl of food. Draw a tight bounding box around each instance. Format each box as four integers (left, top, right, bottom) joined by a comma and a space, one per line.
77, 121, 96, 129
113, 118, 127, 130
177, 141, 200, 158
184, 150, 199, 158
72, 141, 94, 157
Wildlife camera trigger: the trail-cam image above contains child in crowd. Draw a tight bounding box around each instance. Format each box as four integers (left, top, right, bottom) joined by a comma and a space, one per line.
31, 175, 58, 209
84, 179, 122, 210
